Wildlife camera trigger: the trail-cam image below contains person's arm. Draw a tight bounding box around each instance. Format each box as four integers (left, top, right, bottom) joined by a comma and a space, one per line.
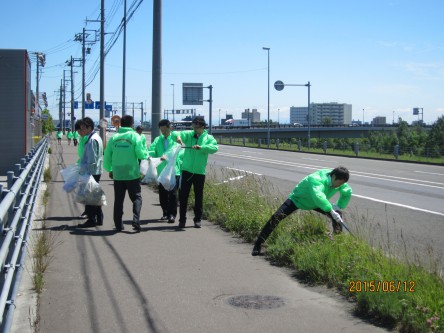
336, 184, 352, 209
135, 134, 148, 160
309, 183, 332, 212
148, 136, 160, 158
199, 134, 218, 154
103, 138, 113, 172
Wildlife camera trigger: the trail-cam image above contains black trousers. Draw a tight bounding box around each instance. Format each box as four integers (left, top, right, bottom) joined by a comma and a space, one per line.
113, 178, 142, 229
256, 199, 341, 244
179, 171, 205, 223
158, 175, 179, 218
85, 174, 103, 224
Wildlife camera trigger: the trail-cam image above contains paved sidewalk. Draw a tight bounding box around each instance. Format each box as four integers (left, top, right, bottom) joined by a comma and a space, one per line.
23, 137, 388, 332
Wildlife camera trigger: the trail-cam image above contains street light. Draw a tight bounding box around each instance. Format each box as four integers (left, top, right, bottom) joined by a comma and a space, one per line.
171, 83, 175, 122
362, 108, 364, 125
262, 47, 270, 148
274, 80, 311, 148
278, 108, 280, 125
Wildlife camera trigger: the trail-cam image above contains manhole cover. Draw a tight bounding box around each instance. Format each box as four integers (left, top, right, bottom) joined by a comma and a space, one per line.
226, 295, 285, 310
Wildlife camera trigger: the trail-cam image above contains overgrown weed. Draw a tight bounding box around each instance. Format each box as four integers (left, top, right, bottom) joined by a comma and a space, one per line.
200, 166, 444, 333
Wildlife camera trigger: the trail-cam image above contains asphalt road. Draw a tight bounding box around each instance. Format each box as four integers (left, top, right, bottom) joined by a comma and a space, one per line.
12, 136, 391, 333
212, 144, 444, 271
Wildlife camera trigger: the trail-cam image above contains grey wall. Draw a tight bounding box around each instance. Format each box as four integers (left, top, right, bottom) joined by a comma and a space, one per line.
0, 49, 32, 174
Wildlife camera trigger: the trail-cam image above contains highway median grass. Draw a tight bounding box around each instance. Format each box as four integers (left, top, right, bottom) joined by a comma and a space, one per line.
200, 167, 444, 333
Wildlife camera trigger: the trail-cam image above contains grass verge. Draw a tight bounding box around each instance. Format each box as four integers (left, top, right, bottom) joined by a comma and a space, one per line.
200, 167, 444, 333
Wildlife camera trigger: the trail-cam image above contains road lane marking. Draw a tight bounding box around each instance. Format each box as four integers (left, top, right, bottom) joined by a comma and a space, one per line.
353, 194, 444, 217
216, 152, 444, 189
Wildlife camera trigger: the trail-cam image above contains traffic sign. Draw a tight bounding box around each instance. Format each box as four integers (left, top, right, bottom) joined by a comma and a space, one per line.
274, 80, 285, 91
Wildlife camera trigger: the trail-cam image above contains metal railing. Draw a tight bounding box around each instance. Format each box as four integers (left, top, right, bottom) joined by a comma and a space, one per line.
0, 136, 48, 332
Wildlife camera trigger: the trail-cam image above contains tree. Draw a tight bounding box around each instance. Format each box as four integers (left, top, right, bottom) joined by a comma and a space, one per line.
41, 109, 55, 134
426, 116, 444, 157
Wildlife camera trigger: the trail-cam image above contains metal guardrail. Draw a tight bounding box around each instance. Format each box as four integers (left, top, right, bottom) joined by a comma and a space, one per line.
0, 136, 48, 332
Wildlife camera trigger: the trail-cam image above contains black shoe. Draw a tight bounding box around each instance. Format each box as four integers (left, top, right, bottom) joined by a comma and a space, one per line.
177, 221, 186, 230
252, 242, 262, 256
79, 212, 88, 219
168, 216, 175, 223
96, 222, 103, 226
114, 226, 125, 232
194, 220, 201, 228
78, 220, 96, 228
160, 215, 168, 221
132, 222, 141, 232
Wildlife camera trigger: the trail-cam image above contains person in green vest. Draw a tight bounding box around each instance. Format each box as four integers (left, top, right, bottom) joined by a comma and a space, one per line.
103, 115, 148, 232
251, 166, 352, 256
66, 129, 74, 145
148, 119, 181, 223
175, 116, 218, 229
56, 129, 63, 144
73, 127, 79, 146
74, 119, 89, 218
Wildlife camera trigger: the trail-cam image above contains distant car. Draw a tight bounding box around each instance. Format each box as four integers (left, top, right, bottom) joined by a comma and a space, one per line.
293, 123, 303, 127
107, 126, 117, 132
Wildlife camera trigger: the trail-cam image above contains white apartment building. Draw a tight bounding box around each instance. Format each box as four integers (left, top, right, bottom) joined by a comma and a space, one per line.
290, 103, 352, 125
241, 108, 261, 123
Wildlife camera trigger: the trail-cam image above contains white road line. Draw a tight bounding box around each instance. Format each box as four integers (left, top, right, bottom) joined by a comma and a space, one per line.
415, 170, 444, 176
353, 194, 444, 217
225, 167, 262, 176
216, 152, 444, 189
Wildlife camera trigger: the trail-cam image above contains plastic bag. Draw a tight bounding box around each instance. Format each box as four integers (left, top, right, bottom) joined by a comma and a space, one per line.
139, 159, 149, 177
61, 164, 80, 192
141, 157, 162, 184
157, 144, 181, 191
75, 174, 107, 206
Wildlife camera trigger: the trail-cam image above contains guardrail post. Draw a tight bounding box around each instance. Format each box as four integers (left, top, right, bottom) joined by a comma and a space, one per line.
258, 139, 261, 148
243, 137, 246, 146
394, 144, 399, 160
297, 140, 302, 151
0, 184, 3, 234
323, 141, 327, 154
354, 142, 359, 157
276, 138, 280, 149
229, 137, 232, 145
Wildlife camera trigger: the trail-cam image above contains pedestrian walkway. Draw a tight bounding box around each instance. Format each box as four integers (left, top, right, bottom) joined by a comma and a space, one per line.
19, 136, 388, 332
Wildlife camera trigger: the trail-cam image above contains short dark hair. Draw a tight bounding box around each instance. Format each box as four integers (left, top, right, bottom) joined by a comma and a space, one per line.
158, 119, 171, 128
121, 115, 134, 127
82, 117, 94, 129
330, 166, 349, 182
192, 116, 206, 127
74, 119, 84, 131
135, 125, 143, 131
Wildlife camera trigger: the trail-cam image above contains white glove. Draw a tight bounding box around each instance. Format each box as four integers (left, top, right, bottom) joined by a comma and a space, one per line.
330, 209, 343, 223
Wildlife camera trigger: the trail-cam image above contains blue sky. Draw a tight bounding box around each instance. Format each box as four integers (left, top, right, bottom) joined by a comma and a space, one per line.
2, 0, 443, 125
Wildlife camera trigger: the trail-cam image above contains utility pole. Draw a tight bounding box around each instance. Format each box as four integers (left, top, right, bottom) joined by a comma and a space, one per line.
151, 0, 162, 142
59, 79, 63, 129
122, 0, 127, 115
99, 0, 106, 144
70, 56, 74, 131
75, 28, 98, 118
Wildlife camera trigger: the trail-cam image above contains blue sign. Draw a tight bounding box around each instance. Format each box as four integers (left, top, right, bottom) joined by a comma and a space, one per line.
95, 101, 101, 109
85, 101, 94, 109
74, 101, 79, 109
105, 104, 112, 111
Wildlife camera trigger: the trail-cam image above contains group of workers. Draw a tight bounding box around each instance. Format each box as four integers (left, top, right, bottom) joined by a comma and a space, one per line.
62, 114, 353, 256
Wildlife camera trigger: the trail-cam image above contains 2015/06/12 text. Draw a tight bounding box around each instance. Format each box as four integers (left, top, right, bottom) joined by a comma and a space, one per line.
349, 280, 415, 293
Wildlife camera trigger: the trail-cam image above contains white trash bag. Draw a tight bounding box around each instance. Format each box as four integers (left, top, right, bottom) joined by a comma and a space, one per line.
75, 174, 107, 206
141, 157, 162, 184
157, 144, 181, 191
61, 164, 80, 192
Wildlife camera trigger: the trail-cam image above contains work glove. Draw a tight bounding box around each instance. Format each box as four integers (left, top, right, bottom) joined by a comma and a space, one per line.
330, 209, 344, 234
330, 209, 343, 224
